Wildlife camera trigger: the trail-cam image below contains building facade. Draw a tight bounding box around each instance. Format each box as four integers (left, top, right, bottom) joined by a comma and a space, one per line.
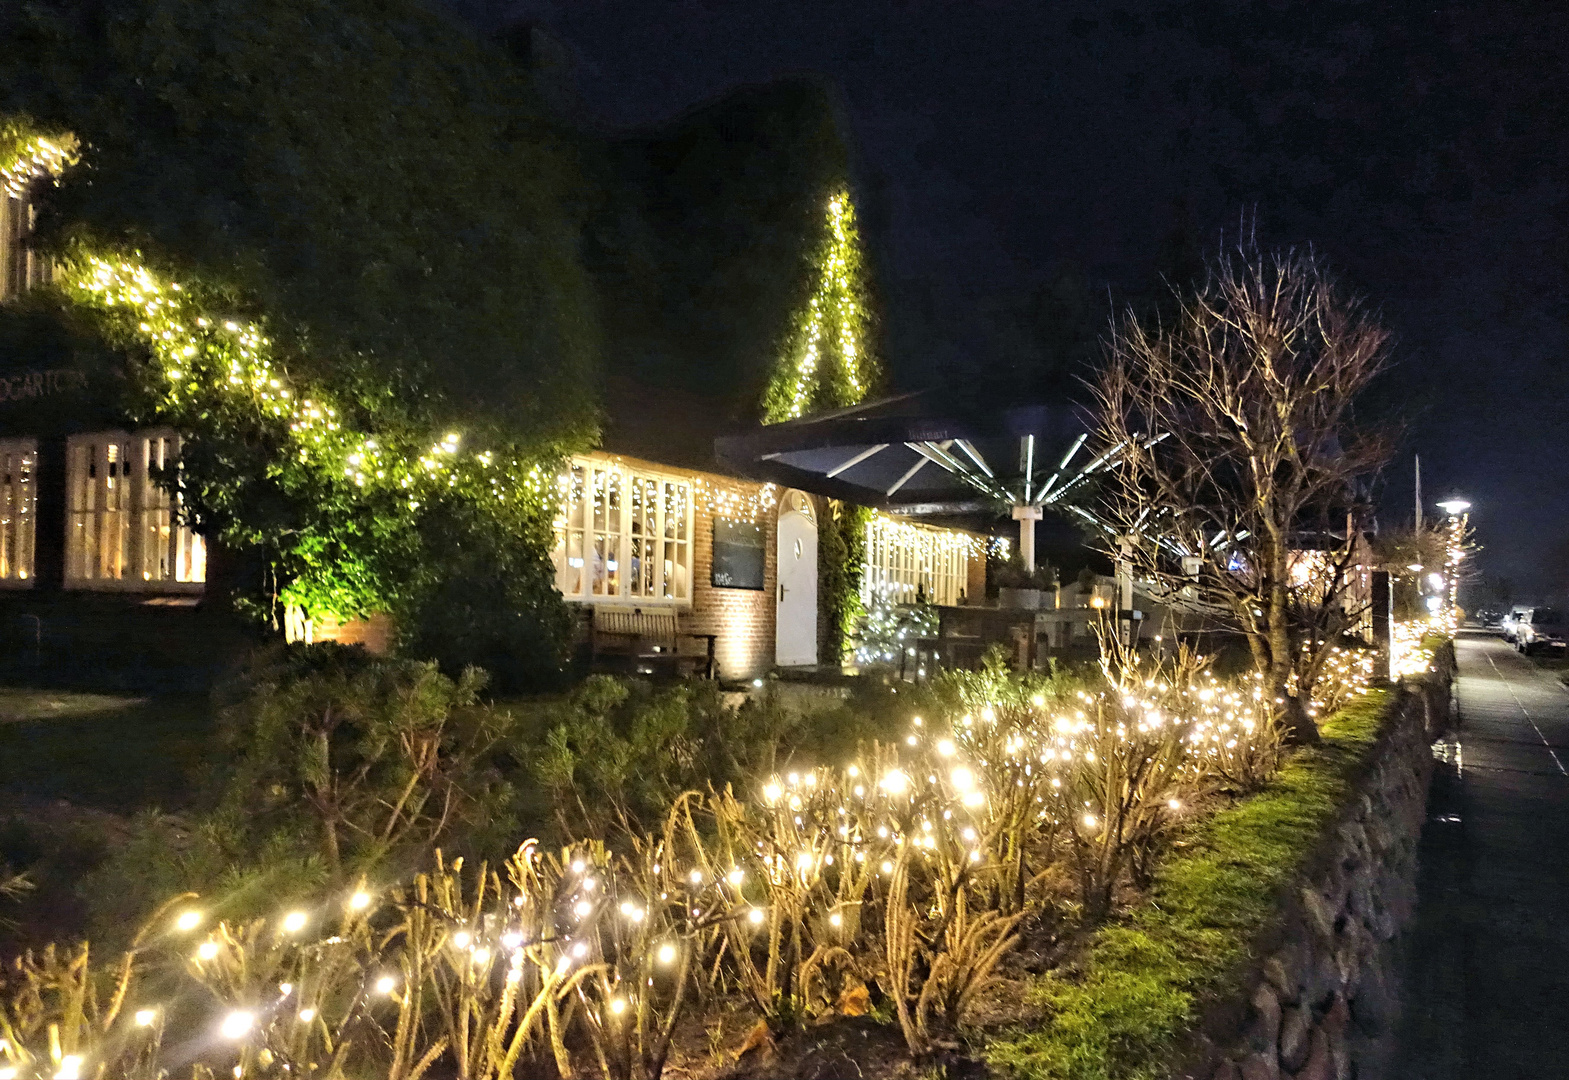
550, 451, 988, 681
3, 181, 989, 681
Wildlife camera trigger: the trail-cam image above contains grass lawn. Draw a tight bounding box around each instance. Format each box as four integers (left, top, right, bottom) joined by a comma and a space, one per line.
0, 689, 215, 812
984, 691, 1392, 1080
0, 688, 217, 948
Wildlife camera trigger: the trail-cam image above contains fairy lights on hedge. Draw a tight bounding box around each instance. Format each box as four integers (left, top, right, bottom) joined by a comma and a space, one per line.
1292, 642, 1375, 717
0, 118, 566, 619
0, 649, 1322, 1072
763, 190, 876, 423
0, 120, 76, 197
1391, 618, 1439, 677
59, 253, 551, 515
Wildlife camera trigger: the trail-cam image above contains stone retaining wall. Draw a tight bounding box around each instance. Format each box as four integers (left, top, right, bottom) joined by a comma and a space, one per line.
1190, 669, 1450, 1080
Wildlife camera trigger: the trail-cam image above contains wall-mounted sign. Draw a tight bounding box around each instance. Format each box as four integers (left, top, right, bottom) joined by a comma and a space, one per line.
712, 517, 765, 590
0, 369, 87, 403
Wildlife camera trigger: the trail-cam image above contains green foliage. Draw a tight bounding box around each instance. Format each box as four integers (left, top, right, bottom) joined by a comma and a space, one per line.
582, 80, 857, 419
995, 555, 1059, 592
529, 675, 906, 839
984, 690, 1389, 1080
211, 645, 520, 875
391, 484, 575, 693
761, 189, 879, 422
821, 500, 872, 664
0, 6, 592, 671
854, 599, 939, 668
81, 646, 531, 947
1, 0, 596, 441
1, 647, 1396, 1076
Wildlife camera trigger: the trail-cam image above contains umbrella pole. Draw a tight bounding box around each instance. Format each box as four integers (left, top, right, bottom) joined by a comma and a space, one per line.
1011, 504, 1042, 572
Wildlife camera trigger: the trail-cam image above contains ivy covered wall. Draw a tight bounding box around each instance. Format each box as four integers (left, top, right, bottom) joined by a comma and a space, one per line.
817, 499, 872, 666
0, 5, 889, 687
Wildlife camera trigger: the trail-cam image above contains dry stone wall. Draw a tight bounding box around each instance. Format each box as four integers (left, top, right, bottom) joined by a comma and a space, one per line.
1189, 669, 1450, 1080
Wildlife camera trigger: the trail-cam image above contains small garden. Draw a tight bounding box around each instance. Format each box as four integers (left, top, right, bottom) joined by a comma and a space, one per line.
0, 631, 1392, 1080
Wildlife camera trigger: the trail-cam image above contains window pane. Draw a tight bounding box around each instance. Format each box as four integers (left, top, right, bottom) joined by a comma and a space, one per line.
178, 529, 207, 583
558, 530, 585, 596
0, 441, 37, 584
556, 457, 698, 606
65, 431, 205, 588
593, 533, 618, 595
860, 516, 971, 608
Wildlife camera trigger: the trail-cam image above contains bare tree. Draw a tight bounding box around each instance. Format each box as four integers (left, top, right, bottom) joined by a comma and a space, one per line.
1093, 247, 1395, 741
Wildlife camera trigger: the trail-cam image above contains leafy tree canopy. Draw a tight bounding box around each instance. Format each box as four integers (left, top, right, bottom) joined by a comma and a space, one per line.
0, 2, 596, 688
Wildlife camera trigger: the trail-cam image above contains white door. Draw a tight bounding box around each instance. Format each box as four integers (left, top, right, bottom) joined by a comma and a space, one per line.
775, 493, 818, 667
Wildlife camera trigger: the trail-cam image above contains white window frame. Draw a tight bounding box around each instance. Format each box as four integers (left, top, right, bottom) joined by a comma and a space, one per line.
65, 428, 206, 592
0, 437, 38, 587
553, 455, 694, 606
861, 515, 971, 607
1, 189, 52, 303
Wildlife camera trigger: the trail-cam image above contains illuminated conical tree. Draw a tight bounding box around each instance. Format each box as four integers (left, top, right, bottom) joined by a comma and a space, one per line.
761, 190, 878, 422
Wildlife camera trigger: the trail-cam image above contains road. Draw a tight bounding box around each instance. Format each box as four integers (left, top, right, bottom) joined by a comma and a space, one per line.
1392, 631, 1569, 1078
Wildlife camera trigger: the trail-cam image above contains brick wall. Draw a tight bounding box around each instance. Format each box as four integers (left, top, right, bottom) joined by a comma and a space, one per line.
682, 484, 778, 682
568, 452, 782, 682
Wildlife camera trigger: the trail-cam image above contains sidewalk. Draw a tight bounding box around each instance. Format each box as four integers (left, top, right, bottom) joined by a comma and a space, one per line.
1391, 632, 1569, 1078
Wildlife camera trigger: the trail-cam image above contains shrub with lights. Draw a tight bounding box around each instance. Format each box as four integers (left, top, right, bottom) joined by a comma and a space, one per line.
852, 589, 939, 671
0, 636, 1354, 1078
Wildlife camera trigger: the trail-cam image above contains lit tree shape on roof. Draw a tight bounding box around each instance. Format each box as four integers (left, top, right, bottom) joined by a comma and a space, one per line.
761, 190, 878, 423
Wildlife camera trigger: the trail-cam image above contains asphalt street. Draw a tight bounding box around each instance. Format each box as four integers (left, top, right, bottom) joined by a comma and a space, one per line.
1392, 631, 1569, 1078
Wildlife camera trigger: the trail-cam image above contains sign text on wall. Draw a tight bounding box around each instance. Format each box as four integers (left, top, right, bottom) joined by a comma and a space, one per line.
0, 369, 87, 403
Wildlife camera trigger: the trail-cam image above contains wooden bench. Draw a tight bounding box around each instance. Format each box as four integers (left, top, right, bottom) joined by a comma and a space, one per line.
590, 606, 716, 679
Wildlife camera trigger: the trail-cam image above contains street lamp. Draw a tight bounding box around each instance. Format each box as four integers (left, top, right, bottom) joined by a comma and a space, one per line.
1435, 498, 1471, 516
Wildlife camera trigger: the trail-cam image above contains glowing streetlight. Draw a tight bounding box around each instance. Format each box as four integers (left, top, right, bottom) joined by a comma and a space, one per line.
1435, 498, 1471, 516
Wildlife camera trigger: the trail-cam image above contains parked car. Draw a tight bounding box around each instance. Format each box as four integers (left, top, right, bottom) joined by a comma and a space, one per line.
1502, 606, 1532, 641
1517, 608, 1568, 655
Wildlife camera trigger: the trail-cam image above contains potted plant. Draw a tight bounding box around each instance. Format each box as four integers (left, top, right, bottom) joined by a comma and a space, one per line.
994, 557, 1057, 610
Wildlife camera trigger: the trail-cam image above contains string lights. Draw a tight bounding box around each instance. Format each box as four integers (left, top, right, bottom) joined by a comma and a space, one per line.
554, 458, 779, 533
0, 119, 571, 617
763, 190, 876, 423
0, 648, 1331, 1074
853, 584, 940, 668
1391, 617, 1440, 677
1439, 504, 1469, 634
61, 254, 550, 510
1292, 642, 1376, 718
0, 121, 76, 197
693, 477, 778, 524
861, 513, 988, 609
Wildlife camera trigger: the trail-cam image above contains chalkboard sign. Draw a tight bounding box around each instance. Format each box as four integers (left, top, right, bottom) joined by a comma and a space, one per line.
712, 517, 765, 590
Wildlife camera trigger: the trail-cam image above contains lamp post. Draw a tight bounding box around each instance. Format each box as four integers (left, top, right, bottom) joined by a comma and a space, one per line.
1435, 497, 1470, 630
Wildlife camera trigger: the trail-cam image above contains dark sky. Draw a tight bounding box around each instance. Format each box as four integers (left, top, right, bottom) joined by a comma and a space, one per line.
451, 0, 1568, 600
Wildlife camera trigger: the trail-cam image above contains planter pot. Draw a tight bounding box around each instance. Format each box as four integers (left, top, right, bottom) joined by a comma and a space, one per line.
999, 587, 1044, 610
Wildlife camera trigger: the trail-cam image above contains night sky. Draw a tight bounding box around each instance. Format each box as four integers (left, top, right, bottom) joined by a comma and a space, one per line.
452, 0, 1569, 601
